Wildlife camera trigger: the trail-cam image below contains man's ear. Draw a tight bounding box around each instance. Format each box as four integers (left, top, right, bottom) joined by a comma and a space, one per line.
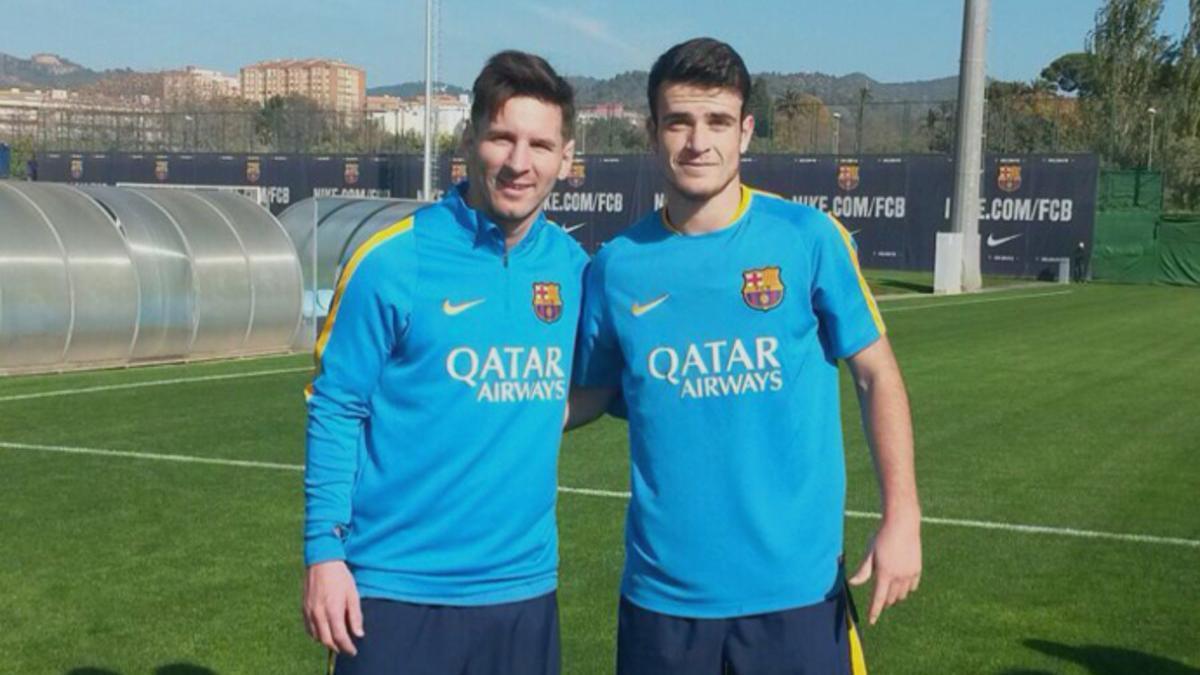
557, 139, 577, 180
740, 114, 755, 153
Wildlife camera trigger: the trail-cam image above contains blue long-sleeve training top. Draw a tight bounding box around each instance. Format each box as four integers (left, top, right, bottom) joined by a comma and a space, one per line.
304, 184, 588, 605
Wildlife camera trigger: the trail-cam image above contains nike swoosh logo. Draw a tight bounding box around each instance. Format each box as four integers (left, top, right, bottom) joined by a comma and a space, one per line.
849, 229, 862, 237
631, 294, 669, 317
987, 233, 1023, 248
563, 222, 587, 234
442, 298, 486, 316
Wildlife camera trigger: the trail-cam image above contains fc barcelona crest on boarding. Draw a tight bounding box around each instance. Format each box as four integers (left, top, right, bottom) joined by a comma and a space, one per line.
245, 158, 261, 183
742, 266, 785, 311
532, 282, 563, 323
837, 162, 860, 191
155, 159, 170, 181
998, 163, 1022, 193
567, 159, 587, 188
451, 159, 468, 184
344, 159, 359, 185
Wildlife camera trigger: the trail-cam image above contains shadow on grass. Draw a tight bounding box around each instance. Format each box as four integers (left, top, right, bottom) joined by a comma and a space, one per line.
873, 277, 934, 294
67, 665, 217, 675
998, 639, 1200, 675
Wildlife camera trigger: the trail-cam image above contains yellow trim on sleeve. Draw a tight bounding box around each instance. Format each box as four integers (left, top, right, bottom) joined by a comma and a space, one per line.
828, 215, 885, 336
314, 215, 414, 361
304, 215, 414, 398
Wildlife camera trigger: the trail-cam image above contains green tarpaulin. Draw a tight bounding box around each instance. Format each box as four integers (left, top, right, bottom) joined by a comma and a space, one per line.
1092, 213, 1200, 286
1090, 170, 1199, 286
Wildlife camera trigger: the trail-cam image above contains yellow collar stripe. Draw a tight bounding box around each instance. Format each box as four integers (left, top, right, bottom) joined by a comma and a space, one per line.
660, 184, 753, 234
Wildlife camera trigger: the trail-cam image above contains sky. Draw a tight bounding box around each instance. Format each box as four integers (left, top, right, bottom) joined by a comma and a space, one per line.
2, 0, 1192, 88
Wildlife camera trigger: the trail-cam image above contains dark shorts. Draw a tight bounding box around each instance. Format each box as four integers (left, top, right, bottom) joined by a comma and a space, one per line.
616, 589, 866, 675
331, 591, 560, 675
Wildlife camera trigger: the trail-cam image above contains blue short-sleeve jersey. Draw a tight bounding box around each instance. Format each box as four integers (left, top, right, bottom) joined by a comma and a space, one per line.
574, 186, 884, 618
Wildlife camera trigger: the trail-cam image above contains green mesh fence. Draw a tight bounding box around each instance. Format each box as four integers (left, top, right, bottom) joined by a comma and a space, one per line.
1091, 170, 1200, 286
1096, 169, 1163, 211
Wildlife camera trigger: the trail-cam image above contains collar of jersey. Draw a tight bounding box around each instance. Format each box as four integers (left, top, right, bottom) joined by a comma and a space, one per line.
444, 181, 547, 254
659, 184, 752, 239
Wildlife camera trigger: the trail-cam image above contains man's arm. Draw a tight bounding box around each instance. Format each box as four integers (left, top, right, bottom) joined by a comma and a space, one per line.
565, 386, 617, 431
844, 335, 921, 625
569, 256, 623, 428
303, 243, 411, 655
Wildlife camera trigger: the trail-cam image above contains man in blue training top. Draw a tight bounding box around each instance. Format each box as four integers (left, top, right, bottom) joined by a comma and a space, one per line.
569, 38, 921, 674
303, 51, 587, 675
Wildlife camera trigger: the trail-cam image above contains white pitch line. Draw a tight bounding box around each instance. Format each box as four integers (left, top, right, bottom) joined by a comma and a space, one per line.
2, 440, 1197, 550
0, 367, 312, 403
880, 290, 1072, 314
558, 486, 630, 499
0, 441, 304, 471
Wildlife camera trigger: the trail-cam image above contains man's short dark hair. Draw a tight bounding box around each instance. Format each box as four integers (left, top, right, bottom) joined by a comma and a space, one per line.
471, 51, 575, 141
646, 38, 751, 122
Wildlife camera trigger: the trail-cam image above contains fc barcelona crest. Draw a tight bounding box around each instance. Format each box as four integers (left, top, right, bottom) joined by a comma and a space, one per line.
450, 159, 468, 184
742, 266, 785, 311
837, 162, 860, 191
155, 159, 170, 182
532, 282, 563, 323
997, 163, 1022, 193
344, 159, 359, 185
69, 157, 83, 180
567, 159, 586, 188
246, 158, 261, 184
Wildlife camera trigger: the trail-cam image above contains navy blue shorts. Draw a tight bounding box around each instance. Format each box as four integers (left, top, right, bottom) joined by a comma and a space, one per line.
330, 591, 560, 675
616, 589, 866, 675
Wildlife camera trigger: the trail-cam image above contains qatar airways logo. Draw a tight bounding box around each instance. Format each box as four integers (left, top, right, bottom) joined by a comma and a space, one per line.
647, 337, 784, 400
446, 346, 567, 403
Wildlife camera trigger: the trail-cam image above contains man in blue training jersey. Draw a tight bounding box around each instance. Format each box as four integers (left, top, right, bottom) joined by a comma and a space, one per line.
569, 38, 921, 674
303, 51, 587, 675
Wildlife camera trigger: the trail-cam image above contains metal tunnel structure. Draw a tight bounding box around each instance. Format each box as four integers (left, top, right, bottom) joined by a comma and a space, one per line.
0, 182, 304, 374
279, 197, 425, 348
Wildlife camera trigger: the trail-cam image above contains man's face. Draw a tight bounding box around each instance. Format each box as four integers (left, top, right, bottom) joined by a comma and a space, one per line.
465, 96, 574, 230
650, 83, 754, 201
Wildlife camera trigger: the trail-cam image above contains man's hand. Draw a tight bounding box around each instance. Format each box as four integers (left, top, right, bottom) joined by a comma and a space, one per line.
303, 560, 364, 655
848, 513, 922, 625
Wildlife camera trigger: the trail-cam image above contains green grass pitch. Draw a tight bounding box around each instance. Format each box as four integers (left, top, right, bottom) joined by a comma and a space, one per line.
0, 280, 1197, 674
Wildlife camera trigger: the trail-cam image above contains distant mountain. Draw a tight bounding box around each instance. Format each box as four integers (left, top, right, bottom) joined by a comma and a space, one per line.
368, 81, 468, 97
2, 50, 963, 109
755, 72, 960, 104
0, 52, 105, 89
564, 70, 961, 111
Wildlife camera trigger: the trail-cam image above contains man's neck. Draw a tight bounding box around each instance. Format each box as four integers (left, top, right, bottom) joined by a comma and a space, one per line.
664, 179, 744, 235
501, 218, 535, 251
464, 183, 537, 251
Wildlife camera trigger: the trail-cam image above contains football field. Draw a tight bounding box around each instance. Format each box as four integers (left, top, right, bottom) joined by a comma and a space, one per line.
1, 280, 1197, 674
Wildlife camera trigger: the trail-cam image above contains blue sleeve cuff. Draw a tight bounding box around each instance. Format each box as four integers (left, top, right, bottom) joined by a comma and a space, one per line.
304, 531, 347, 567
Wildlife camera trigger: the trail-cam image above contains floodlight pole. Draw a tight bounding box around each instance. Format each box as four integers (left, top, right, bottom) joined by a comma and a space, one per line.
948, 0, 989, 292
311, 195, 318, 348
422, 0, 434, 200
1147, 107, 1157, 170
